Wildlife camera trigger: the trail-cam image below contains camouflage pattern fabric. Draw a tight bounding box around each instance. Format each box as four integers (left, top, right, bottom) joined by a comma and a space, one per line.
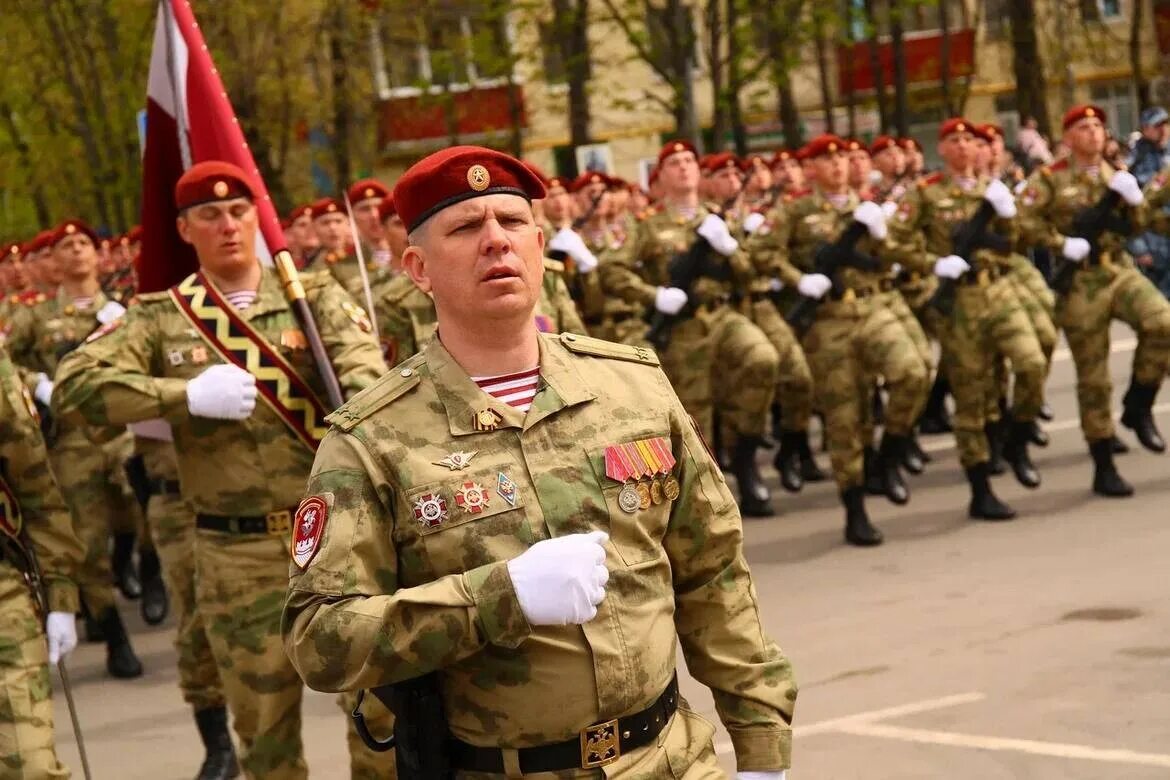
337, 690, 397, 780
743, 298, 813, 432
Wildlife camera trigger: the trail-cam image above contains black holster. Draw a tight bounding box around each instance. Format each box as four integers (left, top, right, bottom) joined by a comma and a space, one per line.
352, 673, 453, 779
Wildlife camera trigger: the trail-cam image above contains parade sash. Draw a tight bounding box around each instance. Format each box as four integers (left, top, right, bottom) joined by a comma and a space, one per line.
169, 273, 329, 451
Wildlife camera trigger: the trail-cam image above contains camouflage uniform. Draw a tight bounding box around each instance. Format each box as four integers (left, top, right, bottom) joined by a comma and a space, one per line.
536, 258, 587, 336
577, 227, 648, 345
283, 332, 797, 778
53, 268, 390, 779
305, 247, 388, 305
0, 346, 84, 779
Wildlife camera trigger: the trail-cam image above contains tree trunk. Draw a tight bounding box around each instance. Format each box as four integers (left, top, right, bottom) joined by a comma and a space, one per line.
671, 0, 700, 146
1006, 0, 1051, 138
1131, 0, 1150, 110
329, 4, 351, 192
567, 0, 592, 147
726, 0, 747, 154
863, 0, 888, 133
938, 0, 952, 115
890, 1, 909, 136
814, 10, 837, 134
0, 100, 51, 226
767, 5, 804, 147
706, 0, 728, 150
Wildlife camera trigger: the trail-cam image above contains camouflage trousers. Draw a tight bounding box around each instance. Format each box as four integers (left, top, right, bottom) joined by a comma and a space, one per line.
706, 307, 780, 440
139, 439, 224, 712
931, 277, 1046, 467
1006, 254, 1058, 368
860, 291, 933, 445
803, 298, 929, 490
337, 691, 397, 779
455, 703, 723, 780
743, 297, 814, 432
49, 428, 142, 616
0, 568, 69, 779
1056, 263, 1170, 441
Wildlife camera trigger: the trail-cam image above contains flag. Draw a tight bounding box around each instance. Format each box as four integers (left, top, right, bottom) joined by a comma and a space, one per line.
139, 0, 285, 293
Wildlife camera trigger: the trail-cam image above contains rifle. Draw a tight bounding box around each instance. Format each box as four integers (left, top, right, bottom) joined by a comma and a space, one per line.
351, 674, 453, 779
926, 199, 1010, 316
1051, 189, 1127, 295
784, 220, 876, 334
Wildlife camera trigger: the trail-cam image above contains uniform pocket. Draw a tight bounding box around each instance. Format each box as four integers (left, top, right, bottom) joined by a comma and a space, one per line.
583, 433, 675, 568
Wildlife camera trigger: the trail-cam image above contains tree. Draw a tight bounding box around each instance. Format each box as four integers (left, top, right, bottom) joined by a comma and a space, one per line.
1006, 0, 1052, 138
549, 0, 594, 150
889, 0, 909, 136
1130, 0, 1150, 110
756, 0, 808, 148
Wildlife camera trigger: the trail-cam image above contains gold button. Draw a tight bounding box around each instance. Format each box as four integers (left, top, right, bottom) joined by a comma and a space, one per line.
400, 368, 413, 377
564, 333, 577, 341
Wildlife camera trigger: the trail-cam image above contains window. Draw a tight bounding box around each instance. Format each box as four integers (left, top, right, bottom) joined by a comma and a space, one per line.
1090, 81, 1136, 138
1080, 0, 1123, 21
983, 0, 1012, 39
378, 3, 514, 95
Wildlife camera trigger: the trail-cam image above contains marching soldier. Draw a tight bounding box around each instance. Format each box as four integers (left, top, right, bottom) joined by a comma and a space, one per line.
53, 161, 394, 779
285, 204, 316, 266
346, 178, 393, 269
870, 136, 909, 203
0, 345, 85, 778
304, 197, 380, 301
1017, 105, 1170, 496
602, 140, 781, 517
283, 144, 796, 780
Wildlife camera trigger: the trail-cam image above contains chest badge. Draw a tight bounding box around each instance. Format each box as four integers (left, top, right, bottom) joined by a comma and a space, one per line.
191, 345, 209, 365
472, 408, 503, 432
413, 493, 448, 529
496, 473, 517, 507
455, 481, 490, 514
434, 451, 478, 471
168, 349, 185, 366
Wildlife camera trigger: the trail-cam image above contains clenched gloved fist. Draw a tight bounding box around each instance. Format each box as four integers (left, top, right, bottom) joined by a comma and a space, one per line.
655, 286, 689, 315
186, 364, 258, 420
96, 300, 127, 325
33, 373, 54, 406
697, 214, 739, 256
507, 531, 609, 626
1108, 170, 1144, 206
983, 179, 1017, 218
853, 201, 888, 240
1062, 236, 1091, 262
46, 612, 78, 664
742, 212, 767, 234
933, 255, 971, 280
796, 273, 832, 300
548, 228, 599, 273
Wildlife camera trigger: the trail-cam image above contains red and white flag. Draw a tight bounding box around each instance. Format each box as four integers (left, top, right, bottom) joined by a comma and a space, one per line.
139, 0, 285, 293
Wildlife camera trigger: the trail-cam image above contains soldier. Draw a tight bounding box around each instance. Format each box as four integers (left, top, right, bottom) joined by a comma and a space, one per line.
887, 118, 1047, 519
346, 178, 392, 269
751, 134, 927, 545
282, 144, 796, 780
870, 135, 909, 203
285, 204, 316, 266
602, 140, 781, 517
899, 137, 926, 178
770, 149, 806, 197
53, 161, 393, 779
0, 345, 85, 778
5, 219, 145, 679
1018, 105, 1170, 496
846, 139, 877, 196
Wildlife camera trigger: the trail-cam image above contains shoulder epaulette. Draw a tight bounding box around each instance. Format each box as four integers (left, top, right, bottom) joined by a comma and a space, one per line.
134, 290, 172, 303
542, 257, 565, 274
919, 172, 944, 188
327, 354, 424, 432
558, 332, 660, 366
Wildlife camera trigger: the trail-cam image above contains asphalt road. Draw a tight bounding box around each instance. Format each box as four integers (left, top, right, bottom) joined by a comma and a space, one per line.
50, 324, 1170, 779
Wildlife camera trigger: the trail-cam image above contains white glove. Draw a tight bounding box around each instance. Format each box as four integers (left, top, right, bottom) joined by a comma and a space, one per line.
95, 300, 127, 325
768, 277, 784, 292
46, 612, 77, 664
1108, 170, 1144, 206
796, 273, 832, 300
934, 254, 971, 279
696, 214, 739, 256
547, 228, 599, 273
1062, 236, 1092, 262
655, 286, 688, 315
738, 773, 787, 780
186, 364, 258, 420
880, 200, 899, 219
742, 212, 766, 234
33, 373, 53, 406
983, 179, 1017, 218
506, 531, 609, 626
853, 201, 888, 240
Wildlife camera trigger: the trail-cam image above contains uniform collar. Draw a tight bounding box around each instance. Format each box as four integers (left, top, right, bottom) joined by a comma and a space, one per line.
424, 331, 597, 437
54, 285, 108, 313
198, 266, 289, 321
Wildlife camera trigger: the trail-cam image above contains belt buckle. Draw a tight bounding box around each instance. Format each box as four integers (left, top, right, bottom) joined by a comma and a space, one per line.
266, 510, 291, 535
580, 718, 620, 769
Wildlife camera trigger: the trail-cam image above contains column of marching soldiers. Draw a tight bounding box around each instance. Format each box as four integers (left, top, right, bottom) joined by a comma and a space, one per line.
2, 102, 1170, 779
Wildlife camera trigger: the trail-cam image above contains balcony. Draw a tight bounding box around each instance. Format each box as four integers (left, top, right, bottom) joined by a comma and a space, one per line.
377, 82, 527, 156
837, 28, 976, 95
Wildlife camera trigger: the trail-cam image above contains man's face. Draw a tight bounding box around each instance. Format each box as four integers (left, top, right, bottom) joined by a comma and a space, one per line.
801, 158, 817, 186
543, 187, 574, 225
873, 147, 905, 179
780, 158, 805, 190
939, 132, 976, 173
746, 161, 772, 194
403, 193, 545, 329
707, 166, 742, 202
659, 151, 700, 196
314, 212, 350, 252
291, 215, 317, 252
575, 183, 612, 220
53, 233, 96, 281
383, 214, 408, 258
1142, 122, 1168, 144
973, 139, 991, 174
990, 136, 1006, 170
814, 151, 850, 189
847, 150, 872, 187
354, 199, 384, 243
177, 198, 259, 280
1064, 117, 1106, 157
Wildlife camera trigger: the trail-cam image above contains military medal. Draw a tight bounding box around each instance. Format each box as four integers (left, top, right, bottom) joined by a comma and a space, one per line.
618, 483, 640, 513
168, 349, 185, 366
454, 481, 490, 514
473, 408, 503, 432
635, 482, 652, 510
340, 300, 373, 333
191, 346, 209, 364
496, 472, 517, 507
650, 479, 664, 505
663, 475, 681, 501
434, 451, 478, 471
412, 493, 448, 529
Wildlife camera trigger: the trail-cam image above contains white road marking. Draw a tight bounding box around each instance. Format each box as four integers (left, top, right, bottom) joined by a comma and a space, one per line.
1050, 335, 1136, 363
838, 723, 1170, 768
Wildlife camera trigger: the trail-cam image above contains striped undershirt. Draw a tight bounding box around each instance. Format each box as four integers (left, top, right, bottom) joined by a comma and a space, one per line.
223, 289, 258, 310
471, 367, 540, 413
73, 296, 95, 309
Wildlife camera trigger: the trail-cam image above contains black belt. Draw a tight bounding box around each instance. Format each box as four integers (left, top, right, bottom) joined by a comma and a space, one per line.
195, 510, 293, 535
450, 674, 679, 773
146, 478, 181, 497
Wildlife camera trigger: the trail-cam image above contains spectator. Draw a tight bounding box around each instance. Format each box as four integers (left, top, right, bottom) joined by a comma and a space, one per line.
1127, 106, 1170, 296
1017, 116, 1055, 165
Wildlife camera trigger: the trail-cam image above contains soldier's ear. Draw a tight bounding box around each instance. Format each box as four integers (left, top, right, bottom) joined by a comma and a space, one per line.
176, 214, 192, 245
402, 246, 431, 294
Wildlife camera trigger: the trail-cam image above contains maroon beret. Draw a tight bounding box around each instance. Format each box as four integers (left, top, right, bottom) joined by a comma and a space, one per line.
939, 118, 974, 140
174, 161, 255, 211
804, 134, 849, 159
309, 197, 342, 220
346, 178, 390, 205
377, 195, 397, 222
658, 140, 698, 166
50, 219, 98, 248
1063, 104, 1107, 130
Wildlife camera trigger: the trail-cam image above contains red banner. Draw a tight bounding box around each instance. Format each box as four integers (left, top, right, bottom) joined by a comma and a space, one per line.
838, 28, 976, 95
378, 84, 525, 147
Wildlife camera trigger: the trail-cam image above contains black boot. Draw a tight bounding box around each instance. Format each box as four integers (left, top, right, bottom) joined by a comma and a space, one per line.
871, 386, 886, 426
770, 402, 784, 443
1038, 401, 1054, 421
842, 486, 883, 547
966, 462, 1016, 520
863, 447, 885, 495
919, 375, 953, 434
1090, 438, 1134, 497
731, 436, 774, 517
194, 706, 240, 780
1029, 421, 1050, 448
985, 420, 1006, 475
139, 548, 169, 626
112, 532, 142, 599
877, 433, 911, 505
1002, 420, 1041, 488
81, 600, 105, 643
773, 431, 804, 493
1111, 434, 1130, 455
798, 433, 826, 481
1120, 381, 1166, 453
903, 433, 928, 474
101, 606, 144, 679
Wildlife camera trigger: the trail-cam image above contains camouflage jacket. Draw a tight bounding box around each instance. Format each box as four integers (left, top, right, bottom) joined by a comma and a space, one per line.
6, 286, 116, 377
52, 267, 387, 516
283, 331, 796, 769
0, 347, 83, 613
